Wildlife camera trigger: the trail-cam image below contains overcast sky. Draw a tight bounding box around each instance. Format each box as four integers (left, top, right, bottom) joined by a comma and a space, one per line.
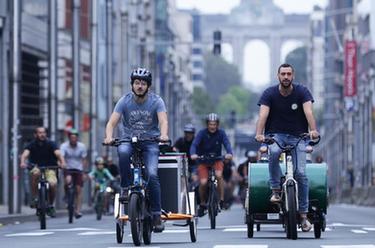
176, 0, 328, 87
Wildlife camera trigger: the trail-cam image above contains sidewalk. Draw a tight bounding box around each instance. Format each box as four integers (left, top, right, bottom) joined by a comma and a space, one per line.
0, 204, 93, 226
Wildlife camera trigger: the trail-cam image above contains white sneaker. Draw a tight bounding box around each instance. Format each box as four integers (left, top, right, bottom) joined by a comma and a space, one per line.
301, 218, 312, 232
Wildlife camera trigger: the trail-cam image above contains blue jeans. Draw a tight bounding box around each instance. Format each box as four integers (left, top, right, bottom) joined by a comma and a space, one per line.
117, 142, 161, 215
268, 133, 309, 213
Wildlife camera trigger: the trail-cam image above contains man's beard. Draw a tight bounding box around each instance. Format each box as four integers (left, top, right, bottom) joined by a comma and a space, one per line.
280, 79, 292, 89
132, 87, 148, 98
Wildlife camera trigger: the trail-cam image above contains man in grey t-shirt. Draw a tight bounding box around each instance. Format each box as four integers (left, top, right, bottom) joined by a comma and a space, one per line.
103, 67, 168, 232
60, 128, 88, 218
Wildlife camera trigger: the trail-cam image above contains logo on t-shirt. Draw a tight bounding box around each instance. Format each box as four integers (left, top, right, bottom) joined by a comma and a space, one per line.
291, 103, 298, 110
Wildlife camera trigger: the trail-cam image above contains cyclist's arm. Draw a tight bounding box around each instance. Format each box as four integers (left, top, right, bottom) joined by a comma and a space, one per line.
255, 104, 270, 141
104, 112, 121, 143
104, 169, 115, 181
190, 131, 202, 156
54, 149, 66, 167
302, 101, 317, 131
222, 131, 233, 155
157, 111, 169, 141
20, 149, 30, 168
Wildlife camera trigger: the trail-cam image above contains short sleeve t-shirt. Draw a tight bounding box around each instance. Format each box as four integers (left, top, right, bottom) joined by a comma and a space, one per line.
60, 141, 87, 171
25, 139, 59, 167
114, 92, 167, 139
257, 84, 314, 136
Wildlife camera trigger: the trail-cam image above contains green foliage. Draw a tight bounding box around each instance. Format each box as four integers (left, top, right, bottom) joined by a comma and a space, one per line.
191, 87, 214, 116
204, 53, 241, 102
285, 46, 307, 84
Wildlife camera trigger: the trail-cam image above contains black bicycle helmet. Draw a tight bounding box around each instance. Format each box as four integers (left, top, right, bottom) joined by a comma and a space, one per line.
206, 113, 219, 123
130, 67, 152, 86
183, 123, 195, 133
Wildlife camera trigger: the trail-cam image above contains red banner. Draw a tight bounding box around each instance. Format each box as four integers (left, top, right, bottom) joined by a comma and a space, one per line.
344, 40, 357, 97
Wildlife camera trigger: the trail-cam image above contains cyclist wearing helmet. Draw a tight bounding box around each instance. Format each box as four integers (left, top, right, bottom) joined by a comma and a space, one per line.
237, 150, 258, 206
60, 128, 88, 219
173, 124, 196, 169
103, 67, 168, 232
190, 113, 233, 217
255, 63, 319, 232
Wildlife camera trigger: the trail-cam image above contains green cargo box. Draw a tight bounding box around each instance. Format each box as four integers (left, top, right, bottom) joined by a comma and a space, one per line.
248, 162, 328, 214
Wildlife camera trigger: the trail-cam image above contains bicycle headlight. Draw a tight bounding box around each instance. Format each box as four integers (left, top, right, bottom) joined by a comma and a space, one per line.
106, 186, 113, 193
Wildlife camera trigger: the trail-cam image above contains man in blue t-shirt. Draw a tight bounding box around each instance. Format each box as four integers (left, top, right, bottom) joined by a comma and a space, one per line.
103, 67, 168, 232
255, 63, 320, 232
190, 113, 233, 217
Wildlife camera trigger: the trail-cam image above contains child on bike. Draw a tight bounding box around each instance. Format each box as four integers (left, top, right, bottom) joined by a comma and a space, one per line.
89, 157, 114, 210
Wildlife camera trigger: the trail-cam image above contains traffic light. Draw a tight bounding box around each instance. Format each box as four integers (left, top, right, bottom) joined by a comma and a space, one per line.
213, 30, 221, 55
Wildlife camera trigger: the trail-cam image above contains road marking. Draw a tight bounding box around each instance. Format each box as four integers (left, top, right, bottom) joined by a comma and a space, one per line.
214, 245, 268, 248
223, 228, 247, 232
5, 232, 54, 237
321, 245, 375, 248
363, 227, 375, 231
47, 227, 101, 232
108, 247, 160, 248
351, 229, 368, 234
78, 231, 116, 236
162, 229, 189, 233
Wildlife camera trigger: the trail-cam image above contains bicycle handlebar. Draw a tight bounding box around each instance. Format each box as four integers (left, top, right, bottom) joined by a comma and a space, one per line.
102, 137, 171, 147
27, 163, 60, 170
262, 133, 320, 151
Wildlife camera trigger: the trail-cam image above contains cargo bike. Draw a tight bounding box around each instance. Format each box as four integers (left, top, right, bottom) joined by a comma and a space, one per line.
245, 134, 328, 240
104, 137, 197, 246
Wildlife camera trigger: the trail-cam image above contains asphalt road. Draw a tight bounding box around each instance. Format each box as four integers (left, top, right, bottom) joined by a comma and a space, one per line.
0, 203, 374, 248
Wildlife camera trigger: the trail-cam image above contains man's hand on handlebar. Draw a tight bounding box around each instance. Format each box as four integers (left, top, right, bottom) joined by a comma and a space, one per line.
309, 130, 320, 140
255, 134, 265, 143
159, 135, 169, 143
103, 137, 115, 145
190, 154, 198, 160
224, 154, 233, 160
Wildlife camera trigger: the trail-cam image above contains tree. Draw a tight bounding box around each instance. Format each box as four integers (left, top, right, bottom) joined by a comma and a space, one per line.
285, 46, 307, 84
191, 87, 214, 117
204, 53, 242, 102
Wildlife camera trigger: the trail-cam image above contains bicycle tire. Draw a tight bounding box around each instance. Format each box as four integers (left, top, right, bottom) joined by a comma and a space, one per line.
67, 186, 75, 224
247, 214, 254, 238
129, 193, 142, 246
116, 221, 125, 243
286, 185, 298, 240
314, 222, 322, 238
96, 192, 104, 221
208, 182, 217, 229
189, 218, 197, 242
142, 216, 152, 245
39, 185, 47, 230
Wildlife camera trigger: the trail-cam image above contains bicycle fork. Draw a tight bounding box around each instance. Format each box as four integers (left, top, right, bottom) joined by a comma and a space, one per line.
283, 156, 299, 212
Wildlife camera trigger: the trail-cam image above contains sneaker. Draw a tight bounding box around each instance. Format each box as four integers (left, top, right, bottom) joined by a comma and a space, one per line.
197, 205, 207, 217
47, 206, 56, 218
301, 218, 312, 232
152, 215, 165, 233
75, 212, 83, 219
119, 187, 129, 203
270, 191, 281, 203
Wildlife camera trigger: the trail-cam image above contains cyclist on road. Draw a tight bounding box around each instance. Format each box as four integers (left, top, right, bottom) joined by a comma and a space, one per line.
190, 113, 233, 217
255, 63, 320, 232
20, 126, 66, 217
60, 128, 88, 219
173, 123, 197, 186
103, 67, 169, 232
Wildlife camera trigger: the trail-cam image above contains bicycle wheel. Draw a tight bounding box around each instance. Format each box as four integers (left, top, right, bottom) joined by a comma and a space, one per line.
247, 214, 254, 238
285, 185, 297, 240
129, 193, 142, 246
39, 185, 47, 230
189, 217, 197, 242
142, 216, 152, 245
116, 220, 125, 243
96, 192, 104, 220
314, 222, 322, 238
208, 182, 218, 229
67, 186, 75, 224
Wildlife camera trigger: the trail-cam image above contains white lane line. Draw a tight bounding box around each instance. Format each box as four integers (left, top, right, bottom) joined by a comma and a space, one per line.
78, 231, 116, 236
351, 229, 368, 234
47, 227, 101, 232
5, 232, 54, 237
223, 228, 247, 232
321, 245, 375, 248
162, 229, 189, 233
108, 247, 160, 248
363, 227, 375, 231
214, 245, 268, 248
